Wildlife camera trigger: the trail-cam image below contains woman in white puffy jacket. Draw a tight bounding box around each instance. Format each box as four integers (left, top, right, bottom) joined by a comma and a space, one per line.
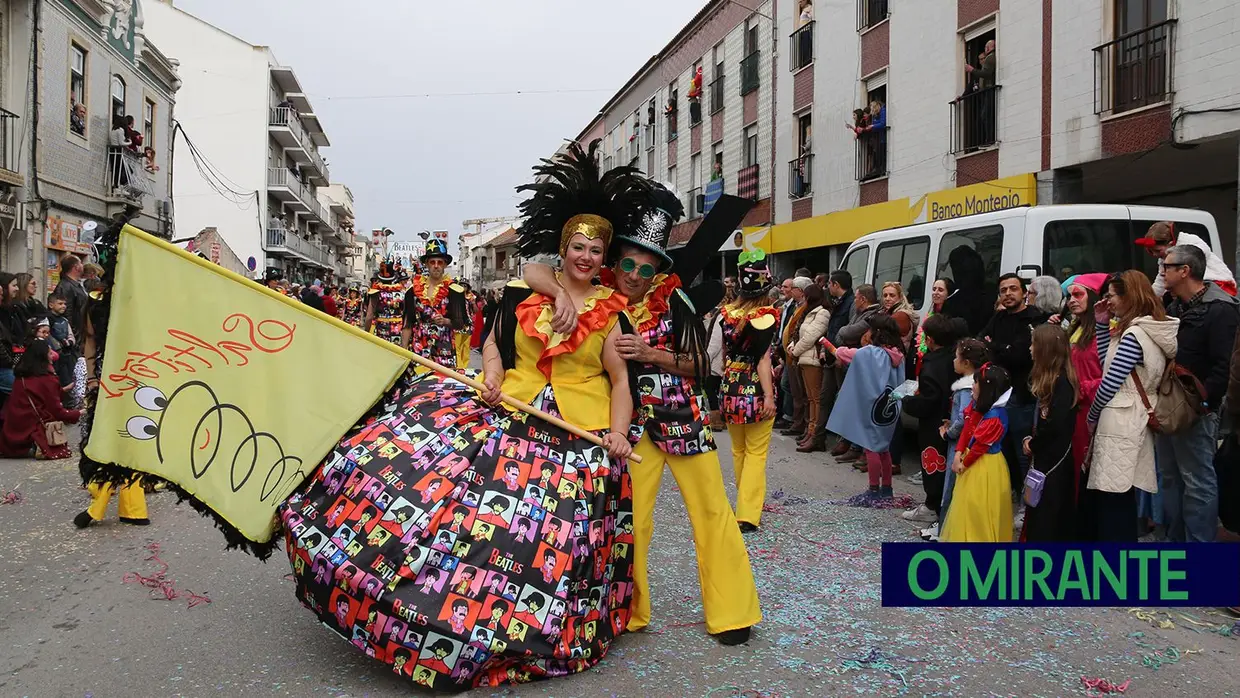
786, 284, 830, 451
1085, 270, 1178, 543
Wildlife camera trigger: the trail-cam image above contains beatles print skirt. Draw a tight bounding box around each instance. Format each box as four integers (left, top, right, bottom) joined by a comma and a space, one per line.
279, 370, 634, 690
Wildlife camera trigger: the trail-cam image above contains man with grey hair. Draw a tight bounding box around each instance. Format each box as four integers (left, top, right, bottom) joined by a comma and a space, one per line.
1159, 244, 1239, 543
779, 276, 815, 438
773, 277, 798, 429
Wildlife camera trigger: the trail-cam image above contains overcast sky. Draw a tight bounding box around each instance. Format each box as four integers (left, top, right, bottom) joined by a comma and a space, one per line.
172, 0, 708, 249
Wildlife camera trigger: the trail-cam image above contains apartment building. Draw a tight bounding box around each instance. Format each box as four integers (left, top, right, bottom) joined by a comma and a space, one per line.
768, 0, 1240, 282
0, 0, 179, 290
144, 0, 354, 285
319, 182, 362, 285
572, 0, 776, 273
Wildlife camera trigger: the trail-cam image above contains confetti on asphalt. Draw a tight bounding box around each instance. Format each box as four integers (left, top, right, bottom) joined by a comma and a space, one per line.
122, 541, 212, 609
2, 487, 22, 504
828, 492, 916, 509
1082, 676, 1131, 695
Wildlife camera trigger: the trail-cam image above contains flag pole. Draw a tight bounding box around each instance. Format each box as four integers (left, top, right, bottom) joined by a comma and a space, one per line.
403, 351, 643, 464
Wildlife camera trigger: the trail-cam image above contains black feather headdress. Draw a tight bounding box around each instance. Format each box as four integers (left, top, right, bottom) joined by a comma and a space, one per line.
515, 139, 651, 259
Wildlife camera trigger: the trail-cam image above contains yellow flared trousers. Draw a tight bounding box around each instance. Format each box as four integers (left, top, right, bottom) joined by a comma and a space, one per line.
726, 420, 774, 526
627, 434, 762, 634
86, 481, 148, 521
454, 332, 471, 369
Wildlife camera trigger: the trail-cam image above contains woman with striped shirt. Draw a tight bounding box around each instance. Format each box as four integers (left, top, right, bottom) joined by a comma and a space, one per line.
1084, 271, 1179, 542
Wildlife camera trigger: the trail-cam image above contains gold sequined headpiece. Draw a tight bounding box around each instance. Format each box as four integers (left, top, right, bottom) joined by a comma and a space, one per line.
516, 139, 650, 260
559, 214, 614, 258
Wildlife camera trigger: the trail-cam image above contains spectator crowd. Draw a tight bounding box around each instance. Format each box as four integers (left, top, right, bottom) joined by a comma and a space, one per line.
761, 221, 1240, 549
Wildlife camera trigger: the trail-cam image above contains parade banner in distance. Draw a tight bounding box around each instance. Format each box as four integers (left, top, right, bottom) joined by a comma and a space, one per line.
85, 226, 410, 545
881, 543, 1240, 607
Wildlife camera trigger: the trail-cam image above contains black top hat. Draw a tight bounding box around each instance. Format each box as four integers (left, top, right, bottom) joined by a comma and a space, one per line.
612, 181, 683, 272
420, 238, 453, 265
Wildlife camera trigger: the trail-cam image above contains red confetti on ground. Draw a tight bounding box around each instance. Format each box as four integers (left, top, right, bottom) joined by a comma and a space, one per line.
1, 488, 21, 504
1081, 677, 1130, 695
122, 542, 212, 609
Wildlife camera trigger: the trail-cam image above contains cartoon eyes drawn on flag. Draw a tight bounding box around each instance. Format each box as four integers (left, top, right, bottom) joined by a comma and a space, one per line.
119, 381, 308, 502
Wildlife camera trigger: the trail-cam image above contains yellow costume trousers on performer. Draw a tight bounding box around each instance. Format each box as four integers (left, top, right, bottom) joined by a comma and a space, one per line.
628, 434, 762, 634
454, 332, 471, 368
727, 420, 773, 526
86, 481, 148, 521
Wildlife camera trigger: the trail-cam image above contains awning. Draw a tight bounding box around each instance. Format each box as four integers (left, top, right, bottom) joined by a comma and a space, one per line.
758, 173, 1037, 254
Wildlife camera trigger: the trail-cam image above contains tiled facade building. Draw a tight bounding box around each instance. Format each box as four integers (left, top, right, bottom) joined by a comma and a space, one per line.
2, 0, 178, 291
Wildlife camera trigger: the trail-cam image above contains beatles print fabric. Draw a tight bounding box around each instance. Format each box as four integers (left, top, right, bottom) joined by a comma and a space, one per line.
719, 314, 774, 425
629, 311, 716, 456
280, 371, 634, 689
371, 285, 406, 345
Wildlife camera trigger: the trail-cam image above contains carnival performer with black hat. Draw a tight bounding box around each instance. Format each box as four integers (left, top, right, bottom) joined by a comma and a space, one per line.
523, 183, 761, 645
341, 285, 364, 328
402, 238, 468, 368
279, 139, 648, 688
714, 249, 779, 532
363, 257, 409, 345
262, 267, 287, 295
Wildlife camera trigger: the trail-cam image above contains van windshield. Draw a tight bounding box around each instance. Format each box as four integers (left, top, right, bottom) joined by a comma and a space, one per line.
1043, 219, 1163, 283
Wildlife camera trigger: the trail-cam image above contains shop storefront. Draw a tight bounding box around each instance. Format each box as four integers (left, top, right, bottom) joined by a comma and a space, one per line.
44, 213, 96, 294
756, 174, 1037, 268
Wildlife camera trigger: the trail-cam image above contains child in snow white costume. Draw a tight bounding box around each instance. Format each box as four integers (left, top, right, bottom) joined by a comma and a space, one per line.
522, 183, 761, 646
276, 140, 654, 689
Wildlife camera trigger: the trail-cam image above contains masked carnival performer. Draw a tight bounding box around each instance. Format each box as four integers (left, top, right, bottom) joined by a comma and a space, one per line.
713, 250, 778, 532
280, 140, 648, 689
342, 285, 365, 328
522, 183, 760, 644
402, 239, 468, 368
364, 257, 409, 345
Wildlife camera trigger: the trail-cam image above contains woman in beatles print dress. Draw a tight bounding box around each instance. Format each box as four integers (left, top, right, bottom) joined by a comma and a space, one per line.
279, 141, 653, 689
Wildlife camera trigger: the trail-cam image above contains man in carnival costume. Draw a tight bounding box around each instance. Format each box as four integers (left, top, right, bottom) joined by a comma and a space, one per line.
524, 184, 761, 645
363, 256, 409, 345
402, 238, 468, 368
263, 267, 286, 295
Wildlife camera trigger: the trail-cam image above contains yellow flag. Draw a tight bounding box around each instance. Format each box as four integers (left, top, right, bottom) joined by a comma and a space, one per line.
85, 226, 410, 544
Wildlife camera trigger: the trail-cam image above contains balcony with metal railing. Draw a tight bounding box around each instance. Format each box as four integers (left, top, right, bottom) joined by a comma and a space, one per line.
107, 147, 153, 201
304, 144, 330, 186
740, 52, 760, 96
855, 127, 888, 182
789, 154, 813, 198
950, 86, 1000, 153
268, 167, 312, 213
0, 109, 20, 186
269, 106, 307, 152
269, 106, 330, 185
1093, 19, 1176, 116
265, 225, 321, 265
790, 22, 814, 71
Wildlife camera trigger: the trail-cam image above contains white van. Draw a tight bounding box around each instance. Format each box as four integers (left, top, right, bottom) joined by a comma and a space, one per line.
839, 204, 1224, 317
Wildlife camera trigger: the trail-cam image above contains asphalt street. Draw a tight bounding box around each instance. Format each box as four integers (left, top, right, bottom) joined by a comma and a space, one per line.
2, 424, 1237, 697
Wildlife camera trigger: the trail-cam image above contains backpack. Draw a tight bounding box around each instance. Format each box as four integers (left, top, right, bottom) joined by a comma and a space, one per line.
1133, 361, 1208, 435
